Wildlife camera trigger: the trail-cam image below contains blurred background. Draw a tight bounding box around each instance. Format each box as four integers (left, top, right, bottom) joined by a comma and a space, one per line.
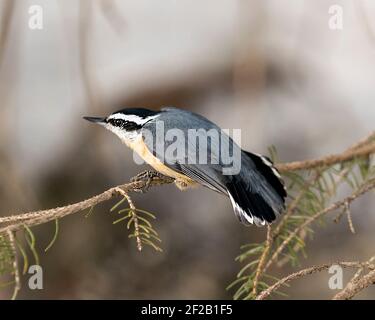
0, 0, 374, 299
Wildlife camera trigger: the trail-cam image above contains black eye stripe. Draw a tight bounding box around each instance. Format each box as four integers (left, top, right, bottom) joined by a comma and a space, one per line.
108, 118, 142, 131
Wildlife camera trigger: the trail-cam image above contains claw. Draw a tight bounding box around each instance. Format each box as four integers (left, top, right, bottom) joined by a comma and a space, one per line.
130, 170, 173, 193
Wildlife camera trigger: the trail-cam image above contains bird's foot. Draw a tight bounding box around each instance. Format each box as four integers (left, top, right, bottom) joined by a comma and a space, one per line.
131, 170, 174, 193
131, 170, 168, 182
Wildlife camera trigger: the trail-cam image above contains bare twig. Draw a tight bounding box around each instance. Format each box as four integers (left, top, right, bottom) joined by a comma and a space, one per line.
344, 202, 356, 234
333, 201, 356, 234
276, 141, 375, 172
256, 261, 375, 300
333, 256, 375, 300
333, 268, 375, 300
347, 131, 375, 151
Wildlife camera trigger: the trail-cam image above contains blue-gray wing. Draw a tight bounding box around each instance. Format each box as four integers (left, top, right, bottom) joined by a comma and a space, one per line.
142, 109, 230, 194
171, 162, 227, 194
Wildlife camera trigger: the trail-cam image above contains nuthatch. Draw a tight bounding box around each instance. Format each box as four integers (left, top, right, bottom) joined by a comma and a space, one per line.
84, 107, 286, 226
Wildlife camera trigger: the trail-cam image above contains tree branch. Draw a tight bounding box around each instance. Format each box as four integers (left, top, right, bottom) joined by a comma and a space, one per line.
0, 176, 174, 235
256, 260, 375, 300
333, 256, 375, 300
276, 141, 375, 172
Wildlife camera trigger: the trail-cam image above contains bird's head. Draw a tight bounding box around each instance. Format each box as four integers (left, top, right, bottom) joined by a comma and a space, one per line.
83, 108, 159, 142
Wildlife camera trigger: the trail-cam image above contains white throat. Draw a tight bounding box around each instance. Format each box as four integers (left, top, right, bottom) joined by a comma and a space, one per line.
104, 124, 140, 146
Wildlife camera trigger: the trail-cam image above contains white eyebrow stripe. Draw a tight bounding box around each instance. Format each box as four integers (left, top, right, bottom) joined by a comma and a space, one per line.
108, 113, 159, 125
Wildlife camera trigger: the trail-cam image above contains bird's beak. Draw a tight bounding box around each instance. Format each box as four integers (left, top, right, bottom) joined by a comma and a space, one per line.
83, 116, 106, 124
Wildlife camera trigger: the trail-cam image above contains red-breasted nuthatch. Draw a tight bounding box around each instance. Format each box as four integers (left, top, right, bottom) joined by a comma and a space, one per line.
84, 107, 286, 226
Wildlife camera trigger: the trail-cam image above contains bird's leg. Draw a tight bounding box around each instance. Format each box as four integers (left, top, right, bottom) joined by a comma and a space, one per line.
131, 170, 174, 193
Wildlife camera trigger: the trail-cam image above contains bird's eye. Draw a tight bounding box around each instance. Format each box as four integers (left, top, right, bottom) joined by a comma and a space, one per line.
113, 119, 124, 127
